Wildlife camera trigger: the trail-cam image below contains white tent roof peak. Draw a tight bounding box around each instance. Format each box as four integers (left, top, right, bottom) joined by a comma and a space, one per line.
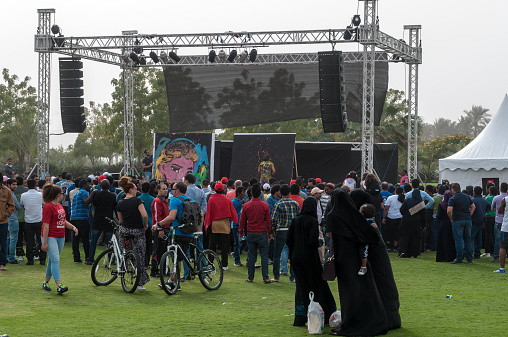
439, 94, 508, 171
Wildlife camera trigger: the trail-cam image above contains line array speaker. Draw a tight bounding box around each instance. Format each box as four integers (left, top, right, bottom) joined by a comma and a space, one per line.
59, 57, 86, 133
318, 51, 347, 133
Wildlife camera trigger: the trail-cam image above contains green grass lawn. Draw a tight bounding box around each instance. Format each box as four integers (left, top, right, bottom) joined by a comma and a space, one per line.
1, 244, 507, 336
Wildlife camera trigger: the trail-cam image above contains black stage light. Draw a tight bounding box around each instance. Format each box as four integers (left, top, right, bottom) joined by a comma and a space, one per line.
168, 51, 180, 63
249, 49, 257, 62
227, 50, 237, 63
209, 50, 216, 63
129, 52, 140, 64
344, 25, 353, 40
51, 25, 60, 35
149, 51, 159, 63
352, 15, 361, 27
122, 53, 132, 64
139, 56, 146, 65
53, 34, 65, 48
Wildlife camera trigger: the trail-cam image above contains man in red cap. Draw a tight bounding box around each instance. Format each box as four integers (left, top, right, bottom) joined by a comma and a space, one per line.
205, 182, 237, 270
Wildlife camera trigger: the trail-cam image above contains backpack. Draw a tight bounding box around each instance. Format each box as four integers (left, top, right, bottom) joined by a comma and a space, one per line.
176, 196, 202, 234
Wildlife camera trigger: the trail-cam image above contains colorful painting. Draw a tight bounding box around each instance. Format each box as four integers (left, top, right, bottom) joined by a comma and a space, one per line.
153, 133, 214, 184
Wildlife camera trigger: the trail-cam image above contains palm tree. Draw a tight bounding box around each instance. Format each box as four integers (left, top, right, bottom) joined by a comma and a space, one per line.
431, 117, 455, 138
464, 105, 491, 137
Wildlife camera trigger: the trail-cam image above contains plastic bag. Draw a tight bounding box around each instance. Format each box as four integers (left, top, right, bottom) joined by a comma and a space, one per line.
329, 311, 342, 328
307, 291, 325, 334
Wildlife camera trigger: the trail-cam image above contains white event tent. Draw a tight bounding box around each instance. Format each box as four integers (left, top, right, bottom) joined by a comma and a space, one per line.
439, 94, 508, 189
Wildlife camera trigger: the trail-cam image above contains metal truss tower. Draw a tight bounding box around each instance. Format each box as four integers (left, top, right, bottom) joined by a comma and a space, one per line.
121, 31, 137, 176
35, 9, 53, 178
405, 25, 422, 180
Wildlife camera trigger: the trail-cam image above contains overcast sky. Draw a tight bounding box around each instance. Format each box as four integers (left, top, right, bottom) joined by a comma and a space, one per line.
2, 0, 507, 148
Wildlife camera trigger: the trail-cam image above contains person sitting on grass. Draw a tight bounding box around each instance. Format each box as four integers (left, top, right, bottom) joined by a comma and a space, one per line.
41, 184, 79, 294
358, 203, 379, 276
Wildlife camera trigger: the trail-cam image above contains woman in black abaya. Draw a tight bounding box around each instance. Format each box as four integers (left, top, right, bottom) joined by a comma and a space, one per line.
398, 185, 425, 258
436, 190, 456, 262
286, 197, 336, 327
326, 188, 392, 336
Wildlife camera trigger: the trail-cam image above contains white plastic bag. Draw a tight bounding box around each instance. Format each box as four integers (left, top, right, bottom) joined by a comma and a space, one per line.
307, 291, 325, 334
329, 311, 342, 328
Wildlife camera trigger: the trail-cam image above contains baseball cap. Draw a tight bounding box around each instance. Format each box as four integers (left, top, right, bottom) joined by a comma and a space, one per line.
315, 178, 322, 183
311, 187, 324, 195
221, 177, 228, 184
215, 182, 225, 191
263, 183, 270, 191
99, 175, 106, 182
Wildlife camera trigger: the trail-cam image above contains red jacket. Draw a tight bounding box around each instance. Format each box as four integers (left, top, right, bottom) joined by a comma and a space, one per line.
204, 193, 238, 231
152, 196, 169, 232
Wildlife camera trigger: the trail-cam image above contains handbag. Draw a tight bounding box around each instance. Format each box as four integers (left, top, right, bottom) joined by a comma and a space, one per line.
322, 237, 336, 281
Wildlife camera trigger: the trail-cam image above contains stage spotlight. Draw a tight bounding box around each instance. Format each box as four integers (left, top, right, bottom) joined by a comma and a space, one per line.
122, 53, 132, 64
53, 34, 65, 48
149, 51, 160, 63
160, 51, 169, 64
239, 50, 248, 63
227, 50, 237, 63
344, 25, 353, 40
352, 15, 361, 27
129, 52, 140, 64
249, 49, 257, 62
218, 50, 226, 63
168, 51, 180, 63
209, 50, 216, 63
133, 39, 143, 54
139, 56, 146, 65
51, 25, 60, 35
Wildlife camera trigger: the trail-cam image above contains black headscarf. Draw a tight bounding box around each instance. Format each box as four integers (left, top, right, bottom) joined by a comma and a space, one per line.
350, 188, 371, 210
326, 188, 380, 245
301, 197, 318, 219
405, 188, 425, 215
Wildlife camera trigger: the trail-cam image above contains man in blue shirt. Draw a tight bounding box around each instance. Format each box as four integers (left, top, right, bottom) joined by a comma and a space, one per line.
70, 180, 91, 263
447, 183, 476, 264
405, 179, 435, 210
232, 187, 246, 266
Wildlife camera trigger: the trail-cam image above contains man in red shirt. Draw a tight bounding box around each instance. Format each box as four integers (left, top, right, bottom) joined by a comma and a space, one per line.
239, 184, 273, 283
289, 184, 304, 210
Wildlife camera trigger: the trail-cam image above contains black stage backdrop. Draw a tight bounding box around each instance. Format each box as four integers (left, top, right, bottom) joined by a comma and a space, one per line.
163, 59, 388, 132
230, 133, 296, 183
215, 141, 398, 185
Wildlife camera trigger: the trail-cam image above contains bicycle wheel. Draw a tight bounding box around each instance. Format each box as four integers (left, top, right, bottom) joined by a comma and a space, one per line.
159, 250, 180, 295
120, 250, 141, 293
91, 248, 117, 286
198, 249, 223, 291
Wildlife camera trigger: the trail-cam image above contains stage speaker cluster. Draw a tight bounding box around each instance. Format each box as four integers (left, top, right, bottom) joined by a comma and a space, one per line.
59, 57, 86, 133
318, 51, 347, 133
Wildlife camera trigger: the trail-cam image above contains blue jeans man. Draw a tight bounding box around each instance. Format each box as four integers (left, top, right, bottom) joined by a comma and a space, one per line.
493, 222, 502, 260
452, 219, 472, 263
469, 221, 483, 258
144, 172, 152, 182
273, 229, 294, 281
231, 226, 241, 265
6, 219, 19, 263
246, 233, 269, 281
280, 244, 289, 274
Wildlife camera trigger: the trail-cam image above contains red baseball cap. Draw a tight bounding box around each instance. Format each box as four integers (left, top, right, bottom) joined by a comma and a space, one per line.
99, 175, 106, 182
215, 182, 225, 191
221, 177, 228, 184
290, 180, 296, 185
316, 178, 322, 183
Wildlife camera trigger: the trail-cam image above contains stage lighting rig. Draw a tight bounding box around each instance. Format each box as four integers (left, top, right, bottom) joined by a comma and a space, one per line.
227, 50, 237, 63
239, 50, 248, 63
122, 53, 132, 64
149, 51, 160, 63
344, 25, 354, 40
352, 15, 361, 27
139, 56, 146, 65
129, 52, 141, 64
133, 39, 143, 54
209, 50, 216, 63
249, 49, 257, 62
168, 51, 180, 63
218, 50, 226, 63
160, 51, 169, 64
51, 25, 60, 35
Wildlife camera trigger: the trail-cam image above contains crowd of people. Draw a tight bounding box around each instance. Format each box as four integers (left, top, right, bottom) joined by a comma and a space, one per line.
2, 155, 506, 335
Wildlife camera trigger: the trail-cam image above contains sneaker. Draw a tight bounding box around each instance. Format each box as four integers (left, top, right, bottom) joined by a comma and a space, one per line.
42, 282, 52, 291
268, 258, 273, 265
17, 256, 24, 262
481, 253, 491, 257
358, 266, 367, 276
34, 256, 40, 261
450, 259, 463, 264
137, 286, 146, 291
57, 284, 69, 294
254, 264, 261, 269
8, 260, 20, 265
494, 268, 506, 273
234, 263, 243, 267
223, 266, 229, 271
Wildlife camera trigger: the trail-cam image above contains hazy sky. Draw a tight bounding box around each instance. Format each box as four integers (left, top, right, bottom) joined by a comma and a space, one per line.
2, 0, 507, 148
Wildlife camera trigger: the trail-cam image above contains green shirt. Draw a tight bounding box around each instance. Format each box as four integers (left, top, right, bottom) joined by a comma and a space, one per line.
433, 195, 443, 215
486, 195, 496, 216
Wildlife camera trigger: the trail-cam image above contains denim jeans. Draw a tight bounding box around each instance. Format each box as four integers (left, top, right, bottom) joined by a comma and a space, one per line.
231, 226, 241, 264
246, 233, 269, 281
452, 219, 472, 262
280, 244, 289, 273
0, 223, 8, 266
88, 229, 113, 263
493, 222, 502, 258
42, 237, 65, 281
432, 215, 440, 251
144, 172, 152, 182
273, 230, 294, 281
7, 219, 19, 262
470, 223, 483, 258
184, 234, 203, 278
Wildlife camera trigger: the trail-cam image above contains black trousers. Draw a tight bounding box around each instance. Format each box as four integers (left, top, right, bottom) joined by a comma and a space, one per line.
25, 222, 46, 262
209, 232, 230, 267
484, 215, 495, 254
144, 228, 153, 268
16, 221, 25, 256
72, 220, 90, 262
151, 235, 167, 273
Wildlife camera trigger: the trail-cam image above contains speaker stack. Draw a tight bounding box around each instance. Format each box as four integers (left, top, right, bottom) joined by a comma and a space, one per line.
59, 58, 86, 133
318, 51, 347, 133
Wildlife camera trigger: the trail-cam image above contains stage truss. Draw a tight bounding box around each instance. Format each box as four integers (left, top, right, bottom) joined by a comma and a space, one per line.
35, 0, 421, 179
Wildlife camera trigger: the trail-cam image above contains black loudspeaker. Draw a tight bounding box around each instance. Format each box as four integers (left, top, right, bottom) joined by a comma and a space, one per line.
318, 51, 347, 133
59, 58, 86, 133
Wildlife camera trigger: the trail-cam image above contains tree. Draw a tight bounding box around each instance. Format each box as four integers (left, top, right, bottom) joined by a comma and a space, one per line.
0, 68, 38, 172
464, 105, 491, 137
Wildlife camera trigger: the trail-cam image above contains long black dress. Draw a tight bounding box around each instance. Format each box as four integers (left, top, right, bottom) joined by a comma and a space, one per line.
436, 201, 456, 262
327, 188, 397, 336
398, 190, 425, 258
287, 197, 336, 326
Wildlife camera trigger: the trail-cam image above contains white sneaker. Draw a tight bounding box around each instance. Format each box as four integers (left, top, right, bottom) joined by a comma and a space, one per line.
17, 256, 24, 262
481, 253, 491, 257
137, 286, 146, 291
223, 266, 228, 271
34, 256, 40, 261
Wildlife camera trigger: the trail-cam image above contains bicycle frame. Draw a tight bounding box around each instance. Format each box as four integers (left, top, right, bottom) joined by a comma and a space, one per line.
164, 227, 206, 278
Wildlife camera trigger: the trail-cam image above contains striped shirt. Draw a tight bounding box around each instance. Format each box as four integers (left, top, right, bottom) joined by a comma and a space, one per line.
271, 196, 300, 230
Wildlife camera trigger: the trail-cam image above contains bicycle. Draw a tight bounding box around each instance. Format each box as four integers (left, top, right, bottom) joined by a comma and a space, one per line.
158, 226, 223, 295
91, 217, 141, 293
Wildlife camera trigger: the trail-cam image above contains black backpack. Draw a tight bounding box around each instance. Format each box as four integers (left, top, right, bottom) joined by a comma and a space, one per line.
176, 196, 202, 234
